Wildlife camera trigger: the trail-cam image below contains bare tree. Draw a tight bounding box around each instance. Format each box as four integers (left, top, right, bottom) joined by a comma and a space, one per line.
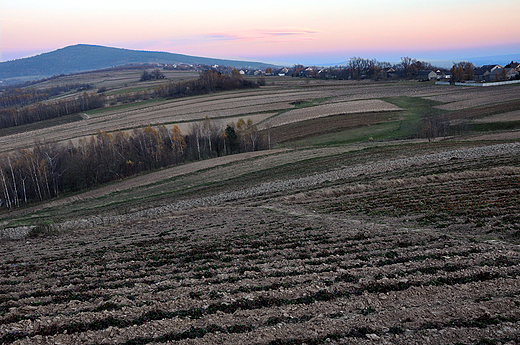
0, 161, 13, 209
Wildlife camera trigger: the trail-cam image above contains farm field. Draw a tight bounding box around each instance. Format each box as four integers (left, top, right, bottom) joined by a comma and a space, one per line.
1, 141, 520, 344
473, 110, 520, 123
2, 76, 519, 154
32, 69, 201, 93
1, 71, 520, 344
0, 81, 518, 152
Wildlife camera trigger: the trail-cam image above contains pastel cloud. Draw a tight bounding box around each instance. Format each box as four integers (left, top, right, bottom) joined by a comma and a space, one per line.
203, 29, 319, 43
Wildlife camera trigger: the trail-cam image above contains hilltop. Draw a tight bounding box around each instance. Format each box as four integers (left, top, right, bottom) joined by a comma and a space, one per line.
0, 44, 276, 84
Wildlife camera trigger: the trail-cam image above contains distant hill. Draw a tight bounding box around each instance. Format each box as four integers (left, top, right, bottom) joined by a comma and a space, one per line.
0, 44, 276, 84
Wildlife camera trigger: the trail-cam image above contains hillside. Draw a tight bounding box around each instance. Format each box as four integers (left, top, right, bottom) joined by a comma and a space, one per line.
1, 141, 520, 344
1, 76, 520, 344
0, 44, 275, 84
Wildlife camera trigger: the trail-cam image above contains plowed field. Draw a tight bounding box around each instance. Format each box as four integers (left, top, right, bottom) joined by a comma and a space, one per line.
2, 75, 520, 344
1, 142, 520, 345
1, 206, 520, 345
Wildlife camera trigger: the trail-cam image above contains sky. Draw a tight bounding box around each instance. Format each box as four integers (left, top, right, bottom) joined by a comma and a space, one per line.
1, 0, 520, 65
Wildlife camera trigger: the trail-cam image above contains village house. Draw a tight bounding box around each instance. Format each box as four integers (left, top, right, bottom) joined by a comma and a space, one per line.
439, 70, 451, 80
506, 67, 519, 80
505, 61, 520, 70
416, 70, 438, 81
386, 68, 405, 79
300, 67, 315, 77
277, 67, 289, 76
484, 67, 510, 82
474, 65, 502, 81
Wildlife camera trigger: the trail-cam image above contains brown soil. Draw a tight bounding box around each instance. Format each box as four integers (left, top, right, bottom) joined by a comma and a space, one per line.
1, 205, 519, 345
473, 110, 520, 123
1, 142, 520, 344
268, 100, 401, 127
441, 100, 520, 123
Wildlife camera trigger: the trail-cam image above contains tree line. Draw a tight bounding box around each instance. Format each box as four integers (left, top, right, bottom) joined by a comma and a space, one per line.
140, 69, 165, 81
0, 117, 268, 209
0, 92, 105, 128
450, 62, 475, 81
293, 57, 439, 80
0, 83, 93, 109
0, 70, 263, 130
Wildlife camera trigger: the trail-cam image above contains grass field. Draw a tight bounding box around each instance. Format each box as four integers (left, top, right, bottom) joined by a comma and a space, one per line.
1, 70, 520, 344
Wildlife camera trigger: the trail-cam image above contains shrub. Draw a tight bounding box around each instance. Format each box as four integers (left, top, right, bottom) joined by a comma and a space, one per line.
27, 223, 56, 238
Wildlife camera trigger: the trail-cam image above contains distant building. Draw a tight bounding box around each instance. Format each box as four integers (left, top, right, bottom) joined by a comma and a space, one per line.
506, 68, 519, 80
277, 67, 289, 76
441, 71, 451, 80
386, 69, 405, 79
485, 68, 506, 82
474, 65, 502, 81
416, 70, 438, 81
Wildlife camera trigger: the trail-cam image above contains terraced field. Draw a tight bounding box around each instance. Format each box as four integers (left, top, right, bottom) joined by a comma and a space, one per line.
268, 100, 401, 127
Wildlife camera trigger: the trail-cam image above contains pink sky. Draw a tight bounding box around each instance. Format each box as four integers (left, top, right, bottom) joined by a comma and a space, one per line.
2, 0, 519, 65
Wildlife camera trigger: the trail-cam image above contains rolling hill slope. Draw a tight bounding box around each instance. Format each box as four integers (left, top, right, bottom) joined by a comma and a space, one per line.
0, 44, 275, 84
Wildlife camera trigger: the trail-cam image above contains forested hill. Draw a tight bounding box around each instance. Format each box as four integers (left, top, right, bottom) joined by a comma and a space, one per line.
0, 44, 274, 83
